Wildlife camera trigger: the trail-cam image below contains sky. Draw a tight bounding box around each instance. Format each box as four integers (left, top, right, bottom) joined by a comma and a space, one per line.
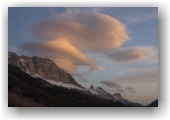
8, 7, 158, 105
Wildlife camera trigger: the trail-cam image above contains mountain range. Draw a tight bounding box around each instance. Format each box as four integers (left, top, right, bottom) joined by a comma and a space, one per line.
8, 52, 157, 107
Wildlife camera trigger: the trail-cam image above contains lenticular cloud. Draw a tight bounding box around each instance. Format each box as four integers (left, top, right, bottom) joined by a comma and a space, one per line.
33, 12, 129, 51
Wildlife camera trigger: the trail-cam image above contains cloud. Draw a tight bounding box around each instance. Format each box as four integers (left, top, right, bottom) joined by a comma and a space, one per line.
21, 38, 97, 74
8, 46, 18, 52
119, 70, 158, 84
72, 73, 84, 78
63, 7, 157, 24
101, 80, 136, 94
65, 7, 80, 13
77, 7, 157, 24
48, 8, 58, 15
65, 7, 104, 14
125, 8, 158, 23
115, 88, 124, 92
112, 69, 158, 84
107, 48, 146, 62
78, 78, 89, 83
101, 80, 121, 88
21, 12, 130, 75
125, 87, 136, 93
107, 46, 156, 63
101, 68, 158, 94
32, 12, 129, 52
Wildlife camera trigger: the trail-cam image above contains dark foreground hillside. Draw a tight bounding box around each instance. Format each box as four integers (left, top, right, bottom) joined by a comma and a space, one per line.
8, 64, 135, 107
147, 100, 158, 107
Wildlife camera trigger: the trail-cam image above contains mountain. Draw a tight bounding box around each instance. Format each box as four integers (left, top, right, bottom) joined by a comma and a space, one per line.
8, 52, 143, 107
8, 64, 135, 107
147, 99, 158, 107
89, 85, 113, 98
89, 85, 143, 107
8, 52, 81, 87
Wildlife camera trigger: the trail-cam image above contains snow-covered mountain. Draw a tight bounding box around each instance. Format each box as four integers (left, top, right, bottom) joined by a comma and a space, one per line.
8, 51, 81, 87
89, 85, 142, 107
32, 73, 141, 106
8, 51, 143, 107
9, 63, 138, 107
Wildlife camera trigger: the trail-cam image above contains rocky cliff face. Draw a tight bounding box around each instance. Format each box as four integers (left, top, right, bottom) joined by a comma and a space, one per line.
8, 52, 81, 87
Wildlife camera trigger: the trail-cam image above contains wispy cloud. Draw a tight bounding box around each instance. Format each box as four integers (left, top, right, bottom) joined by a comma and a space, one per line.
107, 48, 146, 63
101, 80, 136, 94
65, 7, 80, 13
78, 78, 89, 83
125, 8, 157, 23
111, 69, 158, 84
48, 8, 59, 15
73, 7, 158, 24
101, 68, 158, 94
101, 80, 121, 88
8, 46, 18, 52
125, 87, 136, 93
107, 46, 157, 63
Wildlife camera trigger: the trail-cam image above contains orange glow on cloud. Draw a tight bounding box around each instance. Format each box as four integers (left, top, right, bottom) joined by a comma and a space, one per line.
43, 38, 93, 65
22, 12, 156, 76
23, 12, 130, 74
21, 38, 97, 74
42, 38, 96, 73
33, 12, 129, 51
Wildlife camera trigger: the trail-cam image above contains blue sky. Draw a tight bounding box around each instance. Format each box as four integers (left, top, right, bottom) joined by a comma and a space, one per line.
8, 7, 158, 105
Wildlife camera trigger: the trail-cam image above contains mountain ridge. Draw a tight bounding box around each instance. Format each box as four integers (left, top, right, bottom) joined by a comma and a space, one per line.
8, 51, 81, 87
8, 63, 136, 107
8, 52, 152, 107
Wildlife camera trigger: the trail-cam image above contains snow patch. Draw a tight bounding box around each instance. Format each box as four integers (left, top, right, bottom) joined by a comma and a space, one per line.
20, 58, 26, 66
32, 73, 40, 77
32, 75, 85, 91
45, 79, 85, 91
89, 89, 99, 95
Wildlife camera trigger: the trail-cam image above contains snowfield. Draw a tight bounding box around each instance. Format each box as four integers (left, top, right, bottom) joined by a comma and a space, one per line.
32, 74, 85, 91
